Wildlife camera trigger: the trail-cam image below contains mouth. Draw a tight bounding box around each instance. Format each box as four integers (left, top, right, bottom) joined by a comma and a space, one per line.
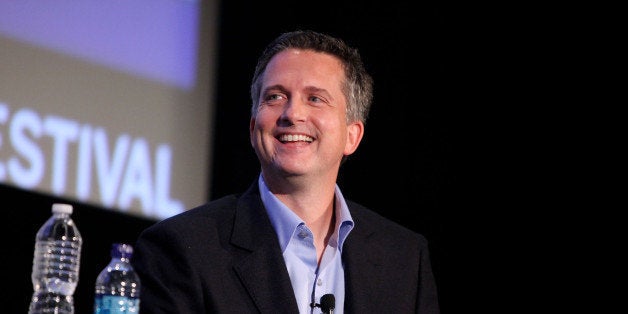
277, 134, 314, 143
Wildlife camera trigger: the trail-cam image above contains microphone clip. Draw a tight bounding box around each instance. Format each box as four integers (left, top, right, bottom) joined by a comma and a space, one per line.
310, 294, 335, 314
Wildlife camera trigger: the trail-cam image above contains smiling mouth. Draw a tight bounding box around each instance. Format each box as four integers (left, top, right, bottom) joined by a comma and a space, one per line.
278, 134, 314, 143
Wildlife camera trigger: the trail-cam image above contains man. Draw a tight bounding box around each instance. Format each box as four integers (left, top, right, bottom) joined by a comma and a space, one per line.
132, 30, 440, 313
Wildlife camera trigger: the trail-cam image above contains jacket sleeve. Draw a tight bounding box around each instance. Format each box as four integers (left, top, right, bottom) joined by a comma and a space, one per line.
132, 222, 207, 313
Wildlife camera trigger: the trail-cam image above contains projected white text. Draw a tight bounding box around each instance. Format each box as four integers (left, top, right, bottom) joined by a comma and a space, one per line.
0, 102, 183, 218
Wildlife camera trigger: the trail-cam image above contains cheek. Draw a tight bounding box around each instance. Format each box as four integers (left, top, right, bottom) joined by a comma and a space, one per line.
254, 107, 281, 127
251, 114, 277, 147
249, 118, 266, 147
318, 118, 350, 149
314, 112, 345, 130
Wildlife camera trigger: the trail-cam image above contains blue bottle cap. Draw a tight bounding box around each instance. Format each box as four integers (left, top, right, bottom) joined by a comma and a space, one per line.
112, 243, 134, 258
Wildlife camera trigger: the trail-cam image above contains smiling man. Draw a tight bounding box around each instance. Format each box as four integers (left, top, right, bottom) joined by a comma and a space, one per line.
132, 30, 440, 314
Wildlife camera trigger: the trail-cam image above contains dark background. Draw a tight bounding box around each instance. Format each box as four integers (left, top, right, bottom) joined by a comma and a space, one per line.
1, 1, 501, 313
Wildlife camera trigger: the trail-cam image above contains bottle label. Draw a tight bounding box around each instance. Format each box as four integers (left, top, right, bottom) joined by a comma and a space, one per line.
33, 239, 81, 295
94, 295, 139, 313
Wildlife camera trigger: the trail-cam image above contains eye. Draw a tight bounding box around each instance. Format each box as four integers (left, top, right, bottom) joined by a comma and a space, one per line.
308, 95, 325, 103
262, 93, 286, 104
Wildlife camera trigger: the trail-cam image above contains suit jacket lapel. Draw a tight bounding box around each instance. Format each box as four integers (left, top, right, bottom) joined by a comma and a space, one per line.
343, 208, 386, 313
230, 184, 300, 313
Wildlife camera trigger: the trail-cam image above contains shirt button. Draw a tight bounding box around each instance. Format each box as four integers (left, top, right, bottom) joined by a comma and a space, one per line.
298, 231, 308, 238
317, 278, 322, 286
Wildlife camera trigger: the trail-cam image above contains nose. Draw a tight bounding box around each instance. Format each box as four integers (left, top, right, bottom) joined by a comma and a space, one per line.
280, 98, 307, 125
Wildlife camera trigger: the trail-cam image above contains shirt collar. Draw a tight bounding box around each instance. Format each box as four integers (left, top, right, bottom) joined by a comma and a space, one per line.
258, 174, 354, 253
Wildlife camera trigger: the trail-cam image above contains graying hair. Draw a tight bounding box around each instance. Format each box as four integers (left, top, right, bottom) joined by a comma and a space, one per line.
250, 30, 374, 125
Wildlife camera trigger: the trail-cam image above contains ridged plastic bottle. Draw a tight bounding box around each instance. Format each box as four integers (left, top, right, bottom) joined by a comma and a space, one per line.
94, 243, 141, 313
29, 203, 83, 314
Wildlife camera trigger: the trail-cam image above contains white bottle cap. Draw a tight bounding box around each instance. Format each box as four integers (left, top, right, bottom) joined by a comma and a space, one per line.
52, 203, 73, 214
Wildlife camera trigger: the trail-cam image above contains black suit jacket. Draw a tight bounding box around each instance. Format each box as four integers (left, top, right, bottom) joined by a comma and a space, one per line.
132, 182, 440, 313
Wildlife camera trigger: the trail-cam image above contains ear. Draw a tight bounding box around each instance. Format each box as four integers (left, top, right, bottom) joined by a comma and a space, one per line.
344, 121, 364, 156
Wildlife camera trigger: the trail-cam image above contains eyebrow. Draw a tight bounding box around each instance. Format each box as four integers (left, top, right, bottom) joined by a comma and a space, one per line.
262, 84, 287, 94
303, 86, 330, 96
263, 84, 332, 97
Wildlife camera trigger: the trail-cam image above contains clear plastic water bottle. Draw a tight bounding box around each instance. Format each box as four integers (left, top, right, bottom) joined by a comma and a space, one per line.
94, 243, 141, 313
29, 203, 83, 314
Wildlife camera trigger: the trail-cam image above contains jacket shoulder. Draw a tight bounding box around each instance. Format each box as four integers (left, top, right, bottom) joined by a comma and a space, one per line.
347, 200, 429, 244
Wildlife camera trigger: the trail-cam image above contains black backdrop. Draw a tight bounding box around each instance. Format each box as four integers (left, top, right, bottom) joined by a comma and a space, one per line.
1, 1, 487, 313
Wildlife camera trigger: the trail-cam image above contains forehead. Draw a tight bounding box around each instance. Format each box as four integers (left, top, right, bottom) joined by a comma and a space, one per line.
263, 49, 345, 84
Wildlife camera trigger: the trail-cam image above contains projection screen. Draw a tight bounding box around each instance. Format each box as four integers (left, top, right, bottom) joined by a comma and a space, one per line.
0, 0, 218, 220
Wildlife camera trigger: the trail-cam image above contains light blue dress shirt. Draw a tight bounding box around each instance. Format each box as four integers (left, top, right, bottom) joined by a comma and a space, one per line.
258, 175, 354, 314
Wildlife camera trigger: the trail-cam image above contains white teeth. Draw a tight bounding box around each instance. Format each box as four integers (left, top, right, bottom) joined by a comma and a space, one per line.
279, 134, 313, 142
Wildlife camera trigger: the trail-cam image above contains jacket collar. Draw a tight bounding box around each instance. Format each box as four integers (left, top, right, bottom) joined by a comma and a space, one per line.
230, 183, 300, 312
229, 183, 384, 313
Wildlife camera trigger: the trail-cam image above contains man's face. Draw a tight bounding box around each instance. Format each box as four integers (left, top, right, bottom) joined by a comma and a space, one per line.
250, 49, 363, 180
